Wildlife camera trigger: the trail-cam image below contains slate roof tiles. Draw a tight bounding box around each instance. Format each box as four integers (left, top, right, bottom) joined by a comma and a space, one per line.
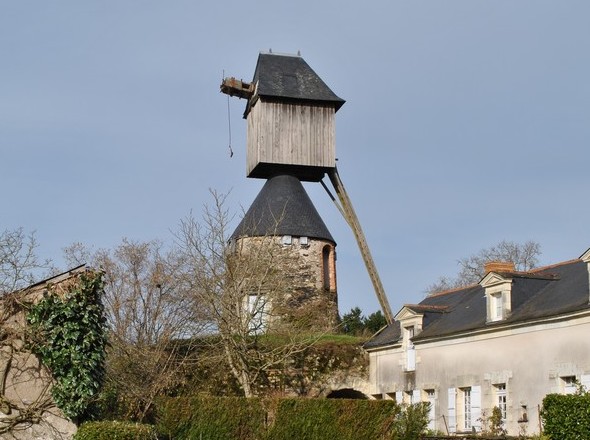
365, 257, 590, 349
231, 174, 335, 243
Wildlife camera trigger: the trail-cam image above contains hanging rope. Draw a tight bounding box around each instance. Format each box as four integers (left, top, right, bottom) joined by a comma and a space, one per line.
227, 94, 234, 158
224, 70, 234, 158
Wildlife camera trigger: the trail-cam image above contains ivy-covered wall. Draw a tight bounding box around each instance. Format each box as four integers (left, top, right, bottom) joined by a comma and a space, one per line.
0, 267, 107, 439
28, 269, 107, 420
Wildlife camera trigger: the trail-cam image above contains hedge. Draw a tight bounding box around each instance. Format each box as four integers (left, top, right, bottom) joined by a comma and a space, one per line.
157, 395, 428, 440
74, 421, 157, 440
266, 398, 401, 440
157, 396, 266, 440
541, 393, 590, 440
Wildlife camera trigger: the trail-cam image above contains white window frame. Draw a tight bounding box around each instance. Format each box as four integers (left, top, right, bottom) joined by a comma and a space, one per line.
299, 236, 309, 246
462, 387, 472, 430
494, 383, 507, 420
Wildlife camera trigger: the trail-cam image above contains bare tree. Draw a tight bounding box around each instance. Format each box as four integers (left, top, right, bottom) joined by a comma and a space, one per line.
427, 240, 541, 295
64, 239, 207, 420
0, 228, 50, 294
175, 191, 326, 397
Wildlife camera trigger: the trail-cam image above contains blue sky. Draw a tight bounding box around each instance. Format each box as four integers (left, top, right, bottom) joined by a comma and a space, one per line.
2, 1, 589, 316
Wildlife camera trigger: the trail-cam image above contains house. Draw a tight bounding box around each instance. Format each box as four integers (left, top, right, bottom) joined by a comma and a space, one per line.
364, 249, 590, 435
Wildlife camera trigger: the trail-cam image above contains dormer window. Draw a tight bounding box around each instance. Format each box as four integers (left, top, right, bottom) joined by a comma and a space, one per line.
480, 269, 513, 323
485, 287, 510, 323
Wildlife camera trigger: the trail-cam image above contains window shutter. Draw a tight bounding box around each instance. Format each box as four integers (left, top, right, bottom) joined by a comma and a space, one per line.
447, 388, 456, 433
406, 346, 416, 371
427, 391, 436, 431
581, 374, 590, 391
395, 391, 403, 403
471, 385, 482, 431
412, 389, 421, 404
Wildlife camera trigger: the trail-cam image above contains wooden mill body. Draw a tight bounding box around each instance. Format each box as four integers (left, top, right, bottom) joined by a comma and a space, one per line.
247, 101, 337, 181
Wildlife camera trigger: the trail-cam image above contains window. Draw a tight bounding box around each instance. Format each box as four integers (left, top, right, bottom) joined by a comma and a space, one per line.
561, 376, 577, 394
299, 236, 308, 246
322, 245, 332, 290
246, 294, 269, 334
462, 387, 472, 430
490, 292, 503, 321
281, 235, 292, 245
452, 386, 481, 432
494, 383, 507, 420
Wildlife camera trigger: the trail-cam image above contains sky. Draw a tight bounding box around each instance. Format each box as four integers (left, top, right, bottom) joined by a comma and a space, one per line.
2, 1, 589, 317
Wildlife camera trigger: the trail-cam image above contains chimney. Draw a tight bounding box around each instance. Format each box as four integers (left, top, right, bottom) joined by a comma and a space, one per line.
484, 261, 515, 274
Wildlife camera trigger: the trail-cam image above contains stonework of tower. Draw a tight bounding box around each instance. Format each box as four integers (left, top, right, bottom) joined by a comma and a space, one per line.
231, 174, 339, 331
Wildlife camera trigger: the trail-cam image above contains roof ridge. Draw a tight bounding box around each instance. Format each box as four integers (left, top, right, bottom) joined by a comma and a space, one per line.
406, 304, 449, 311
528, 258, 581, 273
427, 283, 480, 297
259, 50, 300, 58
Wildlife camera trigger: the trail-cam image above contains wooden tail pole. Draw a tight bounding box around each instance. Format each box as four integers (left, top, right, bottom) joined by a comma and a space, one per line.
327, 168, 395, 324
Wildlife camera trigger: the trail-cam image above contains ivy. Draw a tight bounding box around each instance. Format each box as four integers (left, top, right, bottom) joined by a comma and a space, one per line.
27, 271, 107, 420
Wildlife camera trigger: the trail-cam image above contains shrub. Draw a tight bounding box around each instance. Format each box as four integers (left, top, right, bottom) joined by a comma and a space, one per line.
390, 402, 431, 440
541, 392, 590, 440
74, 421, 157, 440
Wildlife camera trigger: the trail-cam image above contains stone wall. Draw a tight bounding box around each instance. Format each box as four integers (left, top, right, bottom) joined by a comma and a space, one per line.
234, 235, 339, 331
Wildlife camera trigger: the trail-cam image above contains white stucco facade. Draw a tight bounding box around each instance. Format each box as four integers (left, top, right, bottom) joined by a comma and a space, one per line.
365, 250, 590, 436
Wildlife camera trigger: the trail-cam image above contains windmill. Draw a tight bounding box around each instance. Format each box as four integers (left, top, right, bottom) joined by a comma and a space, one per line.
221, 51, 394, 325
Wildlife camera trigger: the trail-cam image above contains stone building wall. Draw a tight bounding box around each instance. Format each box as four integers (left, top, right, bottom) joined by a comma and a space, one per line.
234, 235, 339, 331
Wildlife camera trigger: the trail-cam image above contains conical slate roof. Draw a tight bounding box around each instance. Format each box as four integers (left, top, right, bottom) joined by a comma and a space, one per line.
231, 174, 335, 243
246, 52, 345, 116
